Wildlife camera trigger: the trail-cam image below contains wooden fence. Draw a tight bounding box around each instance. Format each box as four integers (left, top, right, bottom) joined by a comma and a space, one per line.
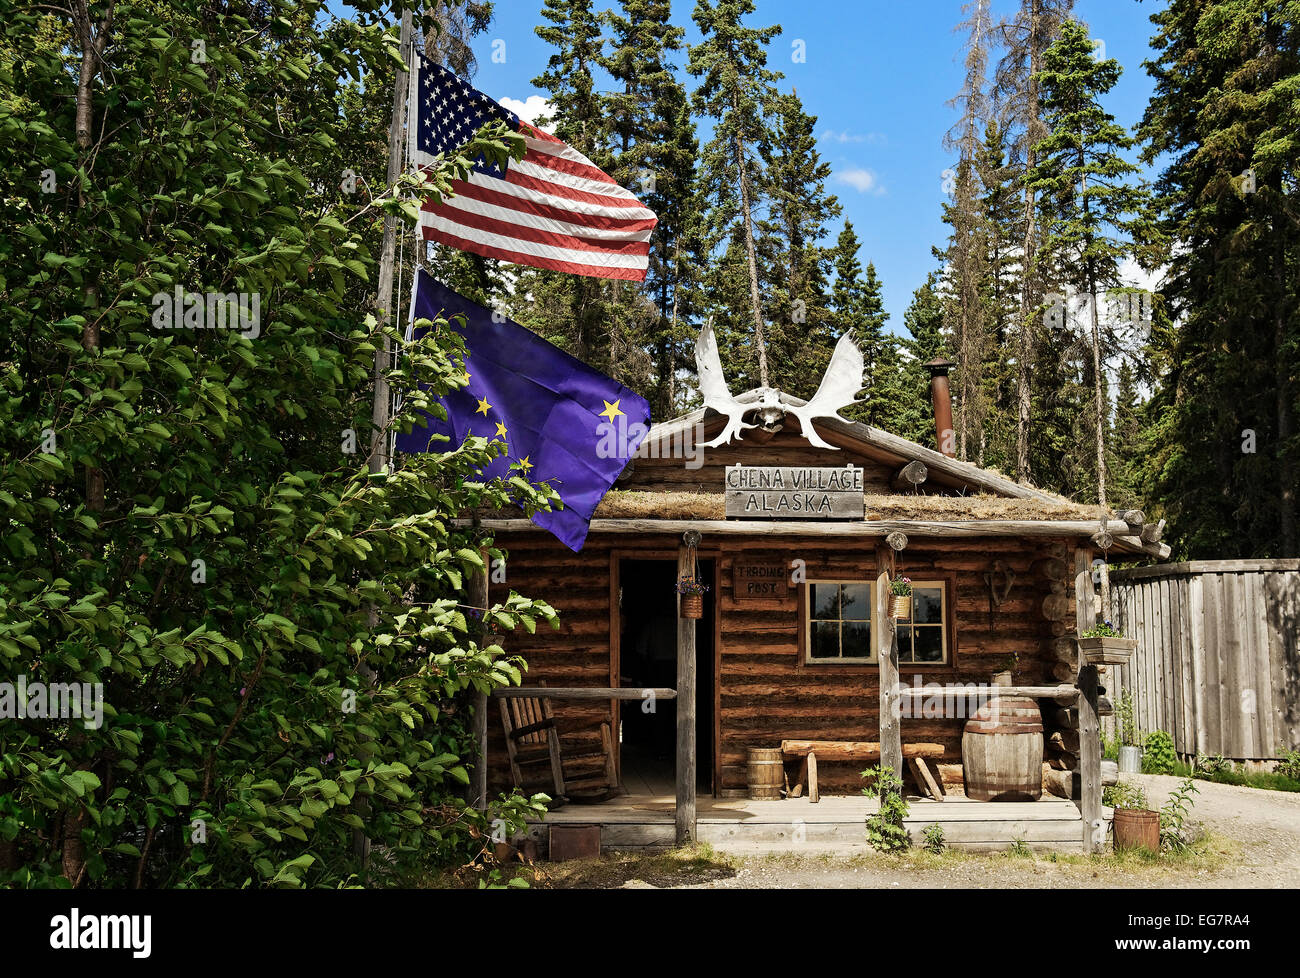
1109, 560, 1300, 761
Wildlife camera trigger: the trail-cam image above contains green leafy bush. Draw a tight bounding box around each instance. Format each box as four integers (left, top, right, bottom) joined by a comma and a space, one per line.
1117, 689, 1139, 747
1103, 781, 1148, 811
1276, 747, 1300, 782
1196, 752, 1231, 775
861, 764, 910, 852
0, 1, 555, 888
1143, 730, 1177, 774
1159, 776, 1199, 852
922, 824, 945, 854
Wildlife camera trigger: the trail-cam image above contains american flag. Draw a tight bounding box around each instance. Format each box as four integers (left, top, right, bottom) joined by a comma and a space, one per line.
410, 53, 657, 282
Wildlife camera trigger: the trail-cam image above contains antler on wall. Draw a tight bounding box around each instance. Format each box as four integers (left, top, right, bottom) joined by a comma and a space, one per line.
784, 330, 865, 450
695, 320, 756, 448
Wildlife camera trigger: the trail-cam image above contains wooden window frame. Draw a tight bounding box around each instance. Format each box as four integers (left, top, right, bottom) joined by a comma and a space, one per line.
799, 571, 958, 671
894, 579, 950, 666
802, 578, 876, 665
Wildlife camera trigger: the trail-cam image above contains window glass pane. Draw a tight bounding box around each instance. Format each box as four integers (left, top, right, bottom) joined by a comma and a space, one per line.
840, 583, 869, 620
913, 625, 944, 662
811, 621, 840, 659
914, 587, 943, 624
811, 583, 839, 620
842, 620, 870, 658
895, 624, 913, 663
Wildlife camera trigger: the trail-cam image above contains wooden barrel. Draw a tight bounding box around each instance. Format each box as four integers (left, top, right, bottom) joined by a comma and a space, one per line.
746, 748, 784, 800
961, 694, 1044, 801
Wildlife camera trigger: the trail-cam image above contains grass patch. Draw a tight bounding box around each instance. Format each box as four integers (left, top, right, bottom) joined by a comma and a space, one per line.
1168, 760, 1300, 793
527, 843, 737, 890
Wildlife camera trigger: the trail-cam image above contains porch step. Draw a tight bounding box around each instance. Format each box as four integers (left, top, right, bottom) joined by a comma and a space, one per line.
524, 795, 1086, 855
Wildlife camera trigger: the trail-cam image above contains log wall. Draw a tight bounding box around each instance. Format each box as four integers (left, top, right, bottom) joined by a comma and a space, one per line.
486, 530, 1078, 796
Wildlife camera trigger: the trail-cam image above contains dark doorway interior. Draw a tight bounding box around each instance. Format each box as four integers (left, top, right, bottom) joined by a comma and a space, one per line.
617, 558, 715, 796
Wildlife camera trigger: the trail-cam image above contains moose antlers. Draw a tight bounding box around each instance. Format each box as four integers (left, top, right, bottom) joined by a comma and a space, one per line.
693, 322, 864, 449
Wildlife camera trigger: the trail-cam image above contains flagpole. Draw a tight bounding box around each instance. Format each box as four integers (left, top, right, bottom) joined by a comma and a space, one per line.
356, 4, 412, 876
369, 6, 413, 476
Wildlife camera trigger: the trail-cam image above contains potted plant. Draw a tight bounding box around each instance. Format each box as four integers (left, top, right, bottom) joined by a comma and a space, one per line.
1078, 620, 1137, 666
1116, 688, 1142, 774
676, 576, 708, 619
888, 576, 913, 620
991, 653, 1019, 687
1106, 781, 1159, 853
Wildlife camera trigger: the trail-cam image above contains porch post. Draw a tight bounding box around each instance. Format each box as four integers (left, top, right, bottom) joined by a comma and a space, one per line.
676, 531, 699, 845
876, 545, 902, 775
1075, 546, 1102, 852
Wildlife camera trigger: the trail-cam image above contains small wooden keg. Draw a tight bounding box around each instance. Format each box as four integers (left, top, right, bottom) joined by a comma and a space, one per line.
746, 747, 784, 800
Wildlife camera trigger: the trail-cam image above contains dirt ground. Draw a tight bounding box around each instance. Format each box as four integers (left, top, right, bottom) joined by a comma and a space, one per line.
530, 775, 1300, 889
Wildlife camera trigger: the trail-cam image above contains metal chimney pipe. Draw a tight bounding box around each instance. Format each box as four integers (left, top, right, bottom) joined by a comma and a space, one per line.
925, 358, 957, 458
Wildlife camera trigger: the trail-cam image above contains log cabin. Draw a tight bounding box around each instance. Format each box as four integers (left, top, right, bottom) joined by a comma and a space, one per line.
474, 360, 1171, 847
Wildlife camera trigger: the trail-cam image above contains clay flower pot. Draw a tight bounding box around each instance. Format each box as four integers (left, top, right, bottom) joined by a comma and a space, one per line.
1113, 807, 1160, 853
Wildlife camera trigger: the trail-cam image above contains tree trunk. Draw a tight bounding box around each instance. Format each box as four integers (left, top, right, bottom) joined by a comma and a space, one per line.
667, 237, 681, 412
65, 0, 115, 890
1015, 3, 1043, 484
732, 122, 769, 388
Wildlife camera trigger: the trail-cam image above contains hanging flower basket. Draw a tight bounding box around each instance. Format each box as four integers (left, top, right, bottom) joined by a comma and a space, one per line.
676, 576, 708, 619
1078, 621, 1136, 665
888, 576, 912, 619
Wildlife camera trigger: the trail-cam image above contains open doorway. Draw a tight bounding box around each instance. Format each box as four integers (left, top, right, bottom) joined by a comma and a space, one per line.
616, 558, 715, 797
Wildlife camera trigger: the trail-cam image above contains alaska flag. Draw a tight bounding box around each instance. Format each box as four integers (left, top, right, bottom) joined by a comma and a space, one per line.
396, 269, 650, 551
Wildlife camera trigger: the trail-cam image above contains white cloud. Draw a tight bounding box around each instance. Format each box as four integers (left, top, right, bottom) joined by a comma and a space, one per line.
1117, 256, 1166, 296
820, 129, 886, 145
499, 95, 555, 133
836, 166, 886, 195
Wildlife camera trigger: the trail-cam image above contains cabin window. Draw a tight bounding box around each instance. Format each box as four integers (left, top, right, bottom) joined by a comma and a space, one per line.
806, 581, 873, 662
896, 581, 948, 664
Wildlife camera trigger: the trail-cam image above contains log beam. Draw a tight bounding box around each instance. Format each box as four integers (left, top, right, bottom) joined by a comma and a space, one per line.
493, 687, 677, 700
1140, 518, 1166, 544
890, 460, 928, 491
780, 740, 945, 760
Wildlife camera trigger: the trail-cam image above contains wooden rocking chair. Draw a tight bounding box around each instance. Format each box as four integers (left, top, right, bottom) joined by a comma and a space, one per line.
499, 690, 620, 806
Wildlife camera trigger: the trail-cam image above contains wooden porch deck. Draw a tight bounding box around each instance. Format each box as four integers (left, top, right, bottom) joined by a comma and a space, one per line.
525, 792, 1088, 855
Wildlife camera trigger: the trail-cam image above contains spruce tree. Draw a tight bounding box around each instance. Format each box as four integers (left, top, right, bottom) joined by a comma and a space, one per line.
831, 224, 892, 426
977, 121, 1024, 473
603, 0, 694, 417
1138, 0, 1299, 557
993, 0, 1076, 481
1027, 19, 1156, 510
525, 0, 612, 373
688, 0, 783, 388
942, 0, 994, 462
758, 90, 841, 394
887, 272, 951, 447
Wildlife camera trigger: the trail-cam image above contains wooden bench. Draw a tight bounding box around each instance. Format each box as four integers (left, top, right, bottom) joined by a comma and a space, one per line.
780, 740, 947, 803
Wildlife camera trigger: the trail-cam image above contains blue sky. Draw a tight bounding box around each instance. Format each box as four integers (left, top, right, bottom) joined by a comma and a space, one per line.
463, 0, 1169, 333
